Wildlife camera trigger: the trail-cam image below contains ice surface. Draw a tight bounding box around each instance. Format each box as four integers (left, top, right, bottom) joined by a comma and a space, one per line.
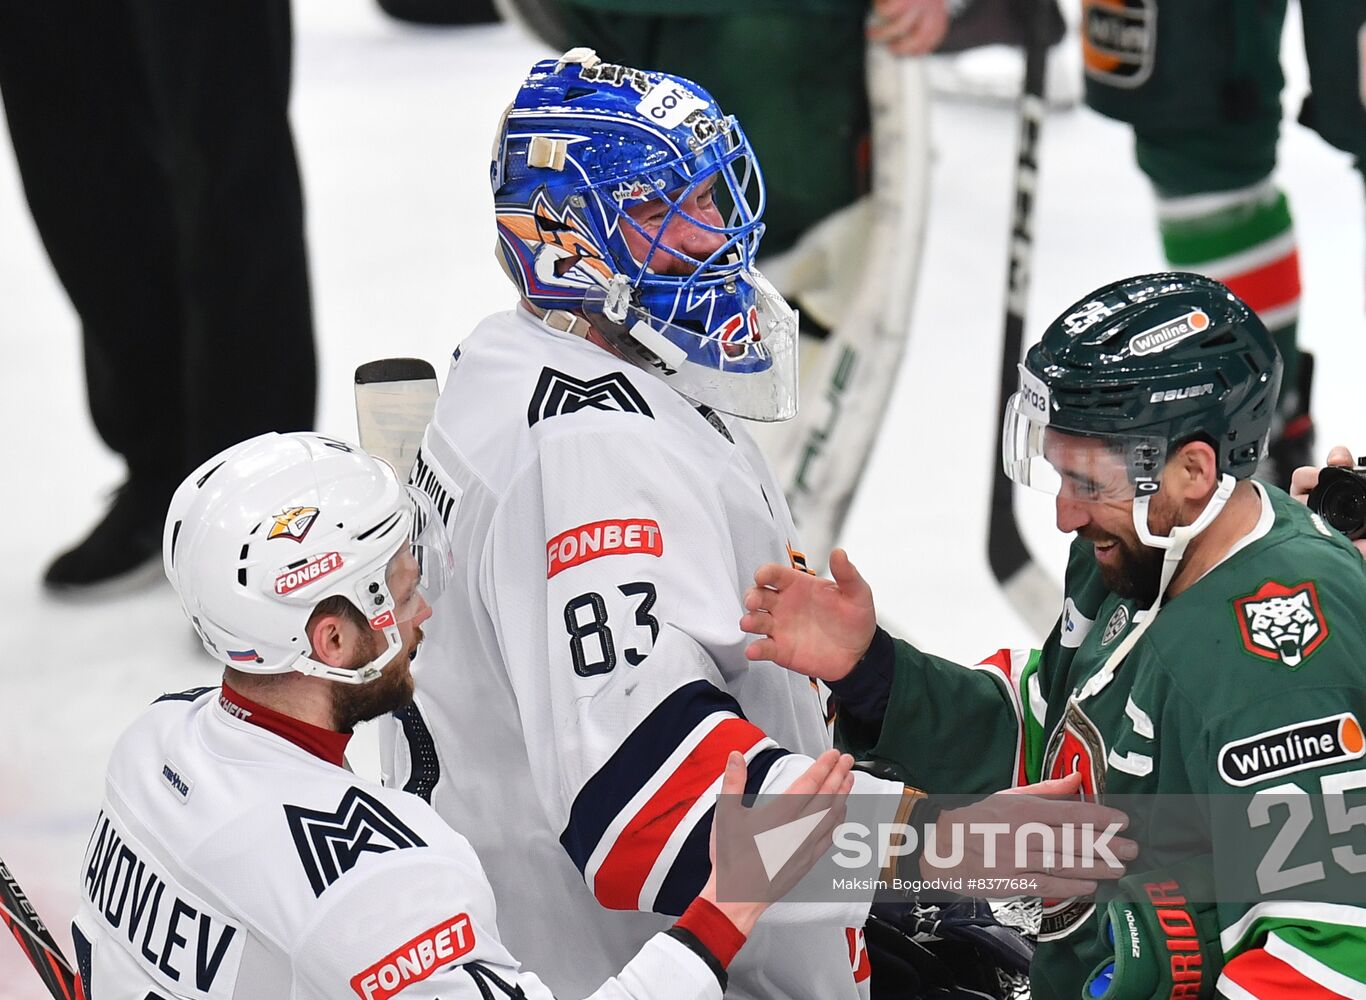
0, 4, 1358, 994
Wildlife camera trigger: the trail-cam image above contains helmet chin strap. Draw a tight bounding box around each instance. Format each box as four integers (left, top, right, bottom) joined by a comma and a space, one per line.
291, 623, 402, 686
1075, 473, 1236, 702
1131, 473, 1237, 612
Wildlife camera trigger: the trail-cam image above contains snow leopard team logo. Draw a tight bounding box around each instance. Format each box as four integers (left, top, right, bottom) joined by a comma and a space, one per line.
1233, 580, 1329, 669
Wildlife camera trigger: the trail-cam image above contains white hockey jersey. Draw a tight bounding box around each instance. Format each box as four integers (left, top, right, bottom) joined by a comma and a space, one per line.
384, 308, 899, 1000
74, 686, 728, 1000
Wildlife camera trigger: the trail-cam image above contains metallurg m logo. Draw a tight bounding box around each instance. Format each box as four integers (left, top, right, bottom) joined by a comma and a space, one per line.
285, 786, 427, 896
527, 367, 654, 427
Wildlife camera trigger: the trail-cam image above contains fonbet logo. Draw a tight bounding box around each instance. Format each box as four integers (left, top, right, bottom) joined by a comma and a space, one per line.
351, 913, 475, 1000
1217, 713, 1365, 787
274, 552, 344, 596
1128, 308, 1210, 357
546, 518, 663, 578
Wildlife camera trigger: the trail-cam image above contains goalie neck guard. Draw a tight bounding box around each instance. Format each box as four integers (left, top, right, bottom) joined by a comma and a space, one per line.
491, 48, 797, 421
163, 432, 453, 684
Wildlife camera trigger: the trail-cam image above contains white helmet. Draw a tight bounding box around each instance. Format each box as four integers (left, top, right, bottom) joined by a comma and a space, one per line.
163, 432, 453, 684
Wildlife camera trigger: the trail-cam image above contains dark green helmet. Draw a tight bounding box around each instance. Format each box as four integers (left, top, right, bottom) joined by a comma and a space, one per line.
1005, 273, 1281, 498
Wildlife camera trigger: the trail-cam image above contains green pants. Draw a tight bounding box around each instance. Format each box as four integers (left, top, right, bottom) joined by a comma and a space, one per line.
1081, 0, 1366, 194
554, 4, 869, 254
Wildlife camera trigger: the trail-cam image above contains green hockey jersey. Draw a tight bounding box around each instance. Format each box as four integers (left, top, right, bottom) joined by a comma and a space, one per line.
838, 484, 1366, 998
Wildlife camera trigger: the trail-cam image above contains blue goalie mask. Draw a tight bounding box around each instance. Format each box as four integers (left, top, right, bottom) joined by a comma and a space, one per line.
491, 48, 798, 421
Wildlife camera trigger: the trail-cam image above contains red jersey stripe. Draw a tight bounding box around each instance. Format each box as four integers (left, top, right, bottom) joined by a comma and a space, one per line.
593, 717, 767, 910
1222, 946, 1347, 999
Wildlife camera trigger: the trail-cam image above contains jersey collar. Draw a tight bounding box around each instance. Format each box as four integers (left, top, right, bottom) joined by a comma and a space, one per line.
218, 682, 351, 767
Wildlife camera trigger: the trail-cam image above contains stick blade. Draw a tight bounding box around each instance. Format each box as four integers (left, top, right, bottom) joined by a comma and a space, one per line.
354, 358, 439, 481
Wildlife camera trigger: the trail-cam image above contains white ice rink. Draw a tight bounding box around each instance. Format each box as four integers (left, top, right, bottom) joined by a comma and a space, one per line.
1, 3, 1360, 996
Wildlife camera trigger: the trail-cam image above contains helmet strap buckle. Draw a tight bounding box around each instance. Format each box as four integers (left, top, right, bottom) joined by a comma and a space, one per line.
603, 274, 633, 325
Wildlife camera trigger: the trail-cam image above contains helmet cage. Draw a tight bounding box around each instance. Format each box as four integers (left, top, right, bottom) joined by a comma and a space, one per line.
591, 115, 765, 287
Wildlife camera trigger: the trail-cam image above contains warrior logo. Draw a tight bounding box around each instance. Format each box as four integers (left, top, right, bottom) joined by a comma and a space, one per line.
1233, 580, 1329, 668
1101, 604, 1131, 646
285, 787, 427, 897
1040, 700, 1106, 940
268, 506, 319, 543
528, 367, 654, 427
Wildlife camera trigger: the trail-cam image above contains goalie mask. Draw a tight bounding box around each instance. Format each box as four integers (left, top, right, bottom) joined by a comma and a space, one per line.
490, 48, 797, 421
164, 432, 454, 685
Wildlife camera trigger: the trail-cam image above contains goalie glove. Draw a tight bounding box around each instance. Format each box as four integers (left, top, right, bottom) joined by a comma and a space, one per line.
1081, 855, 1222, 1000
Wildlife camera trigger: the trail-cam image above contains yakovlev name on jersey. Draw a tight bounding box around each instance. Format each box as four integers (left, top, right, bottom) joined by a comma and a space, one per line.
82, 810, 245, 999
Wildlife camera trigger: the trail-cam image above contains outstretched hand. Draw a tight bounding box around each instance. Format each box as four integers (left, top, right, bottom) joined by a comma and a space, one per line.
741, 548, 878, 682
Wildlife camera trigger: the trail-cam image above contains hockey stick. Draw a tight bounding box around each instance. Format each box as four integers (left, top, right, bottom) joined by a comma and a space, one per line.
986, 0, 1062, 635
354, 358, 440, 482
771, 45, 932, 572
0, 857, 83, 1000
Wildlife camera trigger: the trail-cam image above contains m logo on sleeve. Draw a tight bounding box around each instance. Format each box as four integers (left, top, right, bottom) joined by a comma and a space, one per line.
1218, 713, 1365, 786
284, 787, 427, 896
1232, 580, 1329, 668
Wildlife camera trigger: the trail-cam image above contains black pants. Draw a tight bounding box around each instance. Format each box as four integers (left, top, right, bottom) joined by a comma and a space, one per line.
0, 0, 315, 486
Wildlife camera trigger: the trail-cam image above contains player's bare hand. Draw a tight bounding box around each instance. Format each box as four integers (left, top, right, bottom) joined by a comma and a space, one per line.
703, 750, 854, 934
741, 548, 876, 682
920, 772, 1136, 899
868, 0, 950, 56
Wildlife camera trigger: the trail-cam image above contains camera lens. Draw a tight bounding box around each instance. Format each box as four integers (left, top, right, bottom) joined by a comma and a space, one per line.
1308, 468, 1366, 541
